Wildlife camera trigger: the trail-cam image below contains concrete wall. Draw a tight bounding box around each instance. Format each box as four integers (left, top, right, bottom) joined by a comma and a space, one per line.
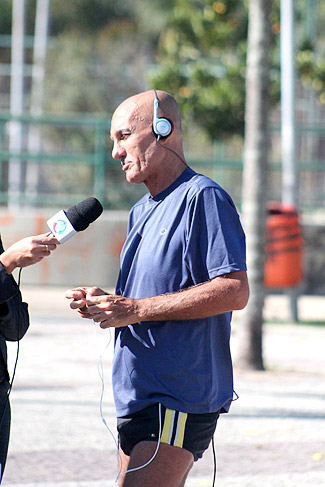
0, 210, 128, 289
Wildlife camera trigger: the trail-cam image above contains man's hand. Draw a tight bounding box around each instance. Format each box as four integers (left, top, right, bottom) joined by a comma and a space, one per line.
0, 232, 59, 274
65, 286, 137, 328
86, 293, 137, 328
65, 286, 109, 320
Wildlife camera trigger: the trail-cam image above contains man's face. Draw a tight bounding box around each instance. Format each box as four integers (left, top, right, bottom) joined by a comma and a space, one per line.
110, 101, 160, 186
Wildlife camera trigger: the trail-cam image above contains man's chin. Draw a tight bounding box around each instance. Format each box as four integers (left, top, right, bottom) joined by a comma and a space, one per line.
125, 173, 141, 185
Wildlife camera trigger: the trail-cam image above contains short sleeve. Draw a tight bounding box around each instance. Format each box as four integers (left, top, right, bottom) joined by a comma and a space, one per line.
184, 187, 246, 284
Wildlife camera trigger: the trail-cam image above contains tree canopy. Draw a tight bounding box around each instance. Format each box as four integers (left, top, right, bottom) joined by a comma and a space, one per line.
151, 0, 325, 140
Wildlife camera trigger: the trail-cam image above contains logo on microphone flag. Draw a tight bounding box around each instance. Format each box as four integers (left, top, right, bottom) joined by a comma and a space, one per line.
52, 219, 67, 235
47, 209, 78, 243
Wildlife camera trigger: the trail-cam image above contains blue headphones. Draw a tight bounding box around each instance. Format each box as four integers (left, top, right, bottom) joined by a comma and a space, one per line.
152, 90, 172, 141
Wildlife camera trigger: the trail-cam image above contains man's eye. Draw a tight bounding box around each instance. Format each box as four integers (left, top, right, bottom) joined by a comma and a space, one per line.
121, 133, 131, 140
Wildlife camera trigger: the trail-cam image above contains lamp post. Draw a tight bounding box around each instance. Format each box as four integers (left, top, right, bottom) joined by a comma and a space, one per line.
280, 0, 299, 321
26, 0, 51, 203
8, 0, 26, 208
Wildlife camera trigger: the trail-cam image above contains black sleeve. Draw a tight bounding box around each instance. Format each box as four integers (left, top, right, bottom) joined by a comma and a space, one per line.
0, 237, 30, 342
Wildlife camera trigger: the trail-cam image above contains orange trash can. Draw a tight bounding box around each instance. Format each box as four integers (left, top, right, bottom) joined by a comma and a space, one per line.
264, 202, 303, 288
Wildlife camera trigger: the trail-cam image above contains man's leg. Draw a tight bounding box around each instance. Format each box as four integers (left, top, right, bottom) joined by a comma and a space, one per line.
118, 441, 194, 487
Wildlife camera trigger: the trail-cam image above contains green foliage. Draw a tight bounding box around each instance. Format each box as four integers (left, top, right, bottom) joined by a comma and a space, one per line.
297, 47, 325, 105
0, 0, 12, 35
151, 0, 324, 141
49, 0, 134, 35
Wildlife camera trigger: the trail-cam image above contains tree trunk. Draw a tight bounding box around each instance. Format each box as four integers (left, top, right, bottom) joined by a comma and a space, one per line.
237, 0, 273, 370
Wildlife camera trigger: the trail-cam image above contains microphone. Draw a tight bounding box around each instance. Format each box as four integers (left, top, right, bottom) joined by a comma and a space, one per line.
47, 197, 103, 243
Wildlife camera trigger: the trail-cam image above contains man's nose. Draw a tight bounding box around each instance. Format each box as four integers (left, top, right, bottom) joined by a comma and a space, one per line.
112, 141, 126, 160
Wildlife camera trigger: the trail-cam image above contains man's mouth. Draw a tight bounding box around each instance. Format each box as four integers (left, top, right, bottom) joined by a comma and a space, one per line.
121, 160, 132, 171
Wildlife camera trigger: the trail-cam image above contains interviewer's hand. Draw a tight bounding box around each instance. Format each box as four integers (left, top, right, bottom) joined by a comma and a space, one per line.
0, 232, 59, 274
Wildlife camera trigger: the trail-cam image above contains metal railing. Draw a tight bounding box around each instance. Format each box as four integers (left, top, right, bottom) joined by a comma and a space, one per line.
0, 113, 324, 213
0, 113, 109, 206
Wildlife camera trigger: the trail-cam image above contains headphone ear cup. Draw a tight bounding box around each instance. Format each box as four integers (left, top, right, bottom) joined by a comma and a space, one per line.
153, 90, 172, 139
155, 118, 172, 138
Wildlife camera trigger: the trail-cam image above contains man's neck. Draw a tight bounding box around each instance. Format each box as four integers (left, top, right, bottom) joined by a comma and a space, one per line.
146, 165, 187, 197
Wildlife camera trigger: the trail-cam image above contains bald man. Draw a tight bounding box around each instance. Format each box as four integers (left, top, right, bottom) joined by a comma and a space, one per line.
66, 90, 249, 487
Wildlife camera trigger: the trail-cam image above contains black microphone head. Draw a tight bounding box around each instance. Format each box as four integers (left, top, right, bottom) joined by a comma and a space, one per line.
66, 197, 103, 231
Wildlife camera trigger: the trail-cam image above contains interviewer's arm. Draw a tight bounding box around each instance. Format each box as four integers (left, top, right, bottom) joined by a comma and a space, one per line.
0, 233, 58, 340
0, 245, 29, 341
0, 233, 58, 275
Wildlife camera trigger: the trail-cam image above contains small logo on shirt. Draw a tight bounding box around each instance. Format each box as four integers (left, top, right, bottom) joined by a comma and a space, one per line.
160, 228, 167, 235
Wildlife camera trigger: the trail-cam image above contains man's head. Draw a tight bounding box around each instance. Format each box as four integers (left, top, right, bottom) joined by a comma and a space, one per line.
110, 90, 186, 195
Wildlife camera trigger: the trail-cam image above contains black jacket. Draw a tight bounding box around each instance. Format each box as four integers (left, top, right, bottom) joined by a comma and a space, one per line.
0, 236, 29, 383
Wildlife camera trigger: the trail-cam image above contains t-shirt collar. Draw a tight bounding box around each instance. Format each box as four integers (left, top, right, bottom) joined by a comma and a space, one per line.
148, 167, 196, 203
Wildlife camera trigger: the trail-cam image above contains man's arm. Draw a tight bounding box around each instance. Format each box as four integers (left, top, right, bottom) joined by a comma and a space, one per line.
66, 270, 249, 329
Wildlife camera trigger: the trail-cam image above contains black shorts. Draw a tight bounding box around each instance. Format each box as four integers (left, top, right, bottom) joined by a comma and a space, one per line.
117, 403, 220, 462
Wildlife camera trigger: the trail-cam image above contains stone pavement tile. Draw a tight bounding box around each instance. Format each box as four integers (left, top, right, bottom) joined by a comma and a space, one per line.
3, 483, 116, 487
209, 472, 325, 487
262, 294, 325, 323
4, 473, 324, 487
4, 450, 118, 485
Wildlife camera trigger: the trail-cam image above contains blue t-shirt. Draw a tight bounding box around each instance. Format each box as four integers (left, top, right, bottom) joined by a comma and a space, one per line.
113, 167, 246, 417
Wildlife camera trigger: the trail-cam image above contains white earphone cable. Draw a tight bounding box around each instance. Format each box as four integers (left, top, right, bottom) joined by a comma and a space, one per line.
156, 138, 189, 168
93, 324, 162, 482
120, 402, 162, 478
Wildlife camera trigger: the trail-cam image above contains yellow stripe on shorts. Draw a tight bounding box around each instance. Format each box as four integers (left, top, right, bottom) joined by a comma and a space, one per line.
161, 408, 174, 443
174, 411, 188, 448
160, 408, 188, 448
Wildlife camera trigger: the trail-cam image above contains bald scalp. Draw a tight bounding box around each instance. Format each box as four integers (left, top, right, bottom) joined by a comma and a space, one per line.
114, 90, 182, 133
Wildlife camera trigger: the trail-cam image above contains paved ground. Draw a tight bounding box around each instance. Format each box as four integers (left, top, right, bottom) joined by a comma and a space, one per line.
2, 287, 325, 486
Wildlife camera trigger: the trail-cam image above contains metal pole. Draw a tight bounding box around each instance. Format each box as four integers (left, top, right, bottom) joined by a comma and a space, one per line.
280, 0, 298, 207
8, 0, 26, 208
280, 0, 299, 322
26, 0, 51, 203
